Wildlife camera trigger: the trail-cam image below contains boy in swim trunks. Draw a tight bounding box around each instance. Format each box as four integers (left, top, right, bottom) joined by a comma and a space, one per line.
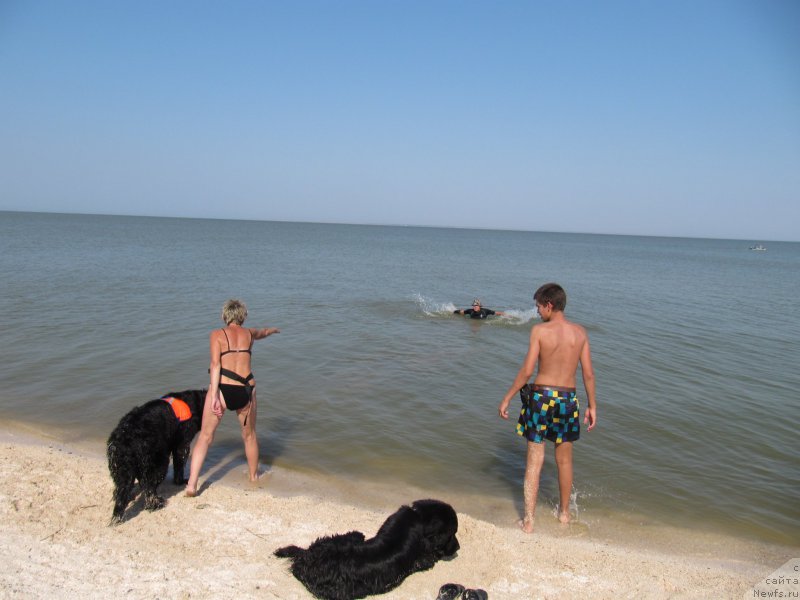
498, 283, 596, 533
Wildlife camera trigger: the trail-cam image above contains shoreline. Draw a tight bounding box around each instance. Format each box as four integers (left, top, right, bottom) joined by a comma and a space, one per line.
2, 417, 795, 552
0, 423, 795, 599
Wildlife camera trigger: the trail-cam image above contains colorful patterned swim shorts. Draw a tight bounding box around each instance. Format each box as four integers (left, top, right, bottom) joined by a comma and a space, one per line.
516, 384, 580, 444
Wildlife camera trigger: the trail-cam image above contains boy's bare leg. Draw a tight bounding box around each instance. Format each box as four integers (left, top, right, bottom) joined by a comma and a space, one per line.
521, 441, 546, 533
554, 441, 574, 523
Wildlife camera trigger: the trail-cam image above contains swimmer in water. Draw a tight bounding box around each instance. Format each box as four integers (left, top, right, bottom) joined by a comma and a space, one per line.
454, 298, 505, 319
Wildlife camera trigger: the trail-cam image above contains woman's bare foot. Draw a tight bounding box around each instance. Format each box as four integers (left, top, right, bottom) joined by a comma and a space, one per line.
185, 487, 197, 498
558, 511, 571, 524
518, 517, 535, 534
248, 466, 272, 483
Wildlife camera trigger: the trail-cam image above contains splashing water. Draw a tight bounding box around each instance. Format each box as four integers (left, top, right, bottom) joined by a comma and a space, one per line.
502, 307, 538, 324
412, 293, 457, 315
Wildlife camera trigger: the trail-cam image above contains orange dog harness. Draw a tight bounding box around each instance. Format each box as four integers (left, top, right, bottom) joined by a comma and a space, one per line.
162, 396, 192, 422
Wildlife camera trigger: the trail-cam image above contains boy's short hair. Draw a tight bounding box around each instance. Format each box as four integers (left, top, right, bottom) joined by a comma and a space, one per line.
534, 283, 566, 311
221, 299, 248, 325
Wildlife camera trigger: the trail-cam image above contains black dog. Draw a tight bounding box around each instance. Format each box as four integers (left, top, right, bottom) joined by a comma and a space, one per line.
106, 389, 206, 524
275, 499, 460, 600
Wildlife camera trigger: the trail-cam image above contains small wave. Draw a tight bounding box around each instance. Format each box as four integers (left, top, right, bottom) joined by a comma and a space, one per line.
501, 308, 538, 324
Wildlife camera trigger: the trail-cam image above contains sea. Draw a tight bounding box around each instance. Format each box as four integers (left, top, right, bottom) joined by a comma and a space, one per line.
1, 211, 798, 551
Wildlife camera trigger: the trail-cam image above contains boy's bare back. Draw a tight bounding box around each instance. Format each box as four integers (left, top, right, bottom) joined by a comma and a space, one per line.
532, 318, 588, 388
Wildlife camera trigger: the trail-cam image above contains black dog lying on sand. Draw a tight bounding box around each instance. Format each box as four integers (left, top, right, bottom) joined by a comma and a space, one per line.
275, 499, 460, 600
106, 389, 205, 524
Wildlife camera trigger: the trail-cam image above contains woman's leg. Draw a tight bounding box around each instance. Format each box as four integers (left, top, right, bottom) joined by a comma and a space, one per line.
238, 389, 259, 482
186, 389, 222, 496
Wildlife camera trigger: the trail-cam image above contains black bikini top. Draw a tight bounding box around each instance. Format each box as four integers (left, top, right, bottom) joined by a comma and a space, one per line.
219, 328, 253, 357
214, 328, 255, 387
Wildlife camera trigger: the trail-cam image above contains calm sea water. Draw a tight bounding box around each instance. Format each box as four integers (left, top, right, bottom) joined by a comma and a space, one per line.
1, 211, 798, 547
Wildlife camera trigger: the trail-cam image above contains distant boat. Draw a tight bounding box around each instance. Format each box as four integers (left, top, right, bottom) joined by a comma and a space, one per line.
749, 244, 767, 251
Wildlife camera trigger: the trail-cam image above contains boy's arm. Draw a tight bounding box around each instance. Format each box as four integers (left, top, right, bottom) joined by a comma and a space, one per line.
498, 327, 540, 419
580, 337, 597, 431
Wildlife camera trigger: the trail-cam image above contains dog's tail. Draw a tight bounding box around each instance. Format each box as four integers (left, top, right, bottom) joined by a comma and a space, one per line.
274, 545, 304, 559
106, 437, 137, 524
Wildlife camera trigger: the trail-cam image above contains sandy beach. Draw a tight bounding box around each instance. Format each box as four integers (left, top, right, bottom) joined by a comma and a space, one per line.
0, 426, 793, 599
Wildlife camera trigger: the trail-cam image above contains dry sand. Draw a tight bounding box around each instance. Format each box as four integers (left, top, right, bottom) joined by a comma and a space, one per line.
0, 427, 793, 599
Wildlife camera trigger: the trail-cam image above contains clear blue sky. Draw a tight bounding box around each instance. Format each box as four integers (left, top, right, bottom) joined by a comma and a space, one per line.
1, 1, 798, 240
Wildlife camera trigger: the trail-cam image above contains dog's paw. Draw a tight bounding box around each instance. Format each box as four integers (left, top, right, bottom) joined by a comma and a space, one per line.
144, 495, 166, 511
462, 589, 488, 600
437, 583, 465, 600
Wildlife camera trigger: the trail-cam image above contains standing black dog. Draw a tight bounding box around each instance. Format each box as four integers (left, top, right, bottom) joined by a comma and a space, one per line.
106, 389, 206, 524
275, 499, 460, 600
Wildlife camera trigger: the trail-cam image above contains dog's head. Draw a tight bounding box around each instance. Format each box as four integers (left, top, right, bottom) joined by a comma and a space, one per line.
411, 499, 460, 558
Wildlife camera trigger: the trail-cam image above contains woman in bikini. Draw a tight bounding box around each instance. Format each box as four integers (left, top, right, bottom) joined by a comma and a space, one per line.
185, 299, 280, 497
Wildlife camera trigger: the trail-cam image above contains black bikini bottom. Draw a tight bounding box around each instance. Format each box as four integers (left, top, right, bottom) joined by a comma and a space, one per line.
219, 383, 252, 411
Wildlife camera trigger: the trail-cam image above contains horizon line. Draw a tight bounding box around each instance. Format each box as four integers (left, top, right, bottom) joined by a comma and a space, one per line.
0, 208, 792, 244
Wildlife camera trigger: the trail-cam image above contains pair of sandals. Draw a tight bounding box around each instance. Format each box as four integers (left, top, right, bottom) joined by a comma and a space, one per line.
437, 583, 488, 600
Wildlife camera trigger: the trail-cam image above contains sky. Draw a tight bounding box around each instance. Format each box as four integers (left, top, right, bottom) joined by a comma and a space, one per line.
1, 1, 798, 241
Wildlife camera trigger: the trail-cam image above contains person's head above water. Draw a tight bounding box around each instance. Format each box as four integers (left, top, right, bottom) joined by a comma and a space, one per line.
221, 298, 248, 325
472, 298, 482, 309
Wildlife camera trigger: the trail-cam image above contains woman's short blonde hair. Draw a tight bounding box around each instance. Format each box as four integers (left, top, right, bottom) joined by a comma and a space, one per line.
221, 299, 248, 325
